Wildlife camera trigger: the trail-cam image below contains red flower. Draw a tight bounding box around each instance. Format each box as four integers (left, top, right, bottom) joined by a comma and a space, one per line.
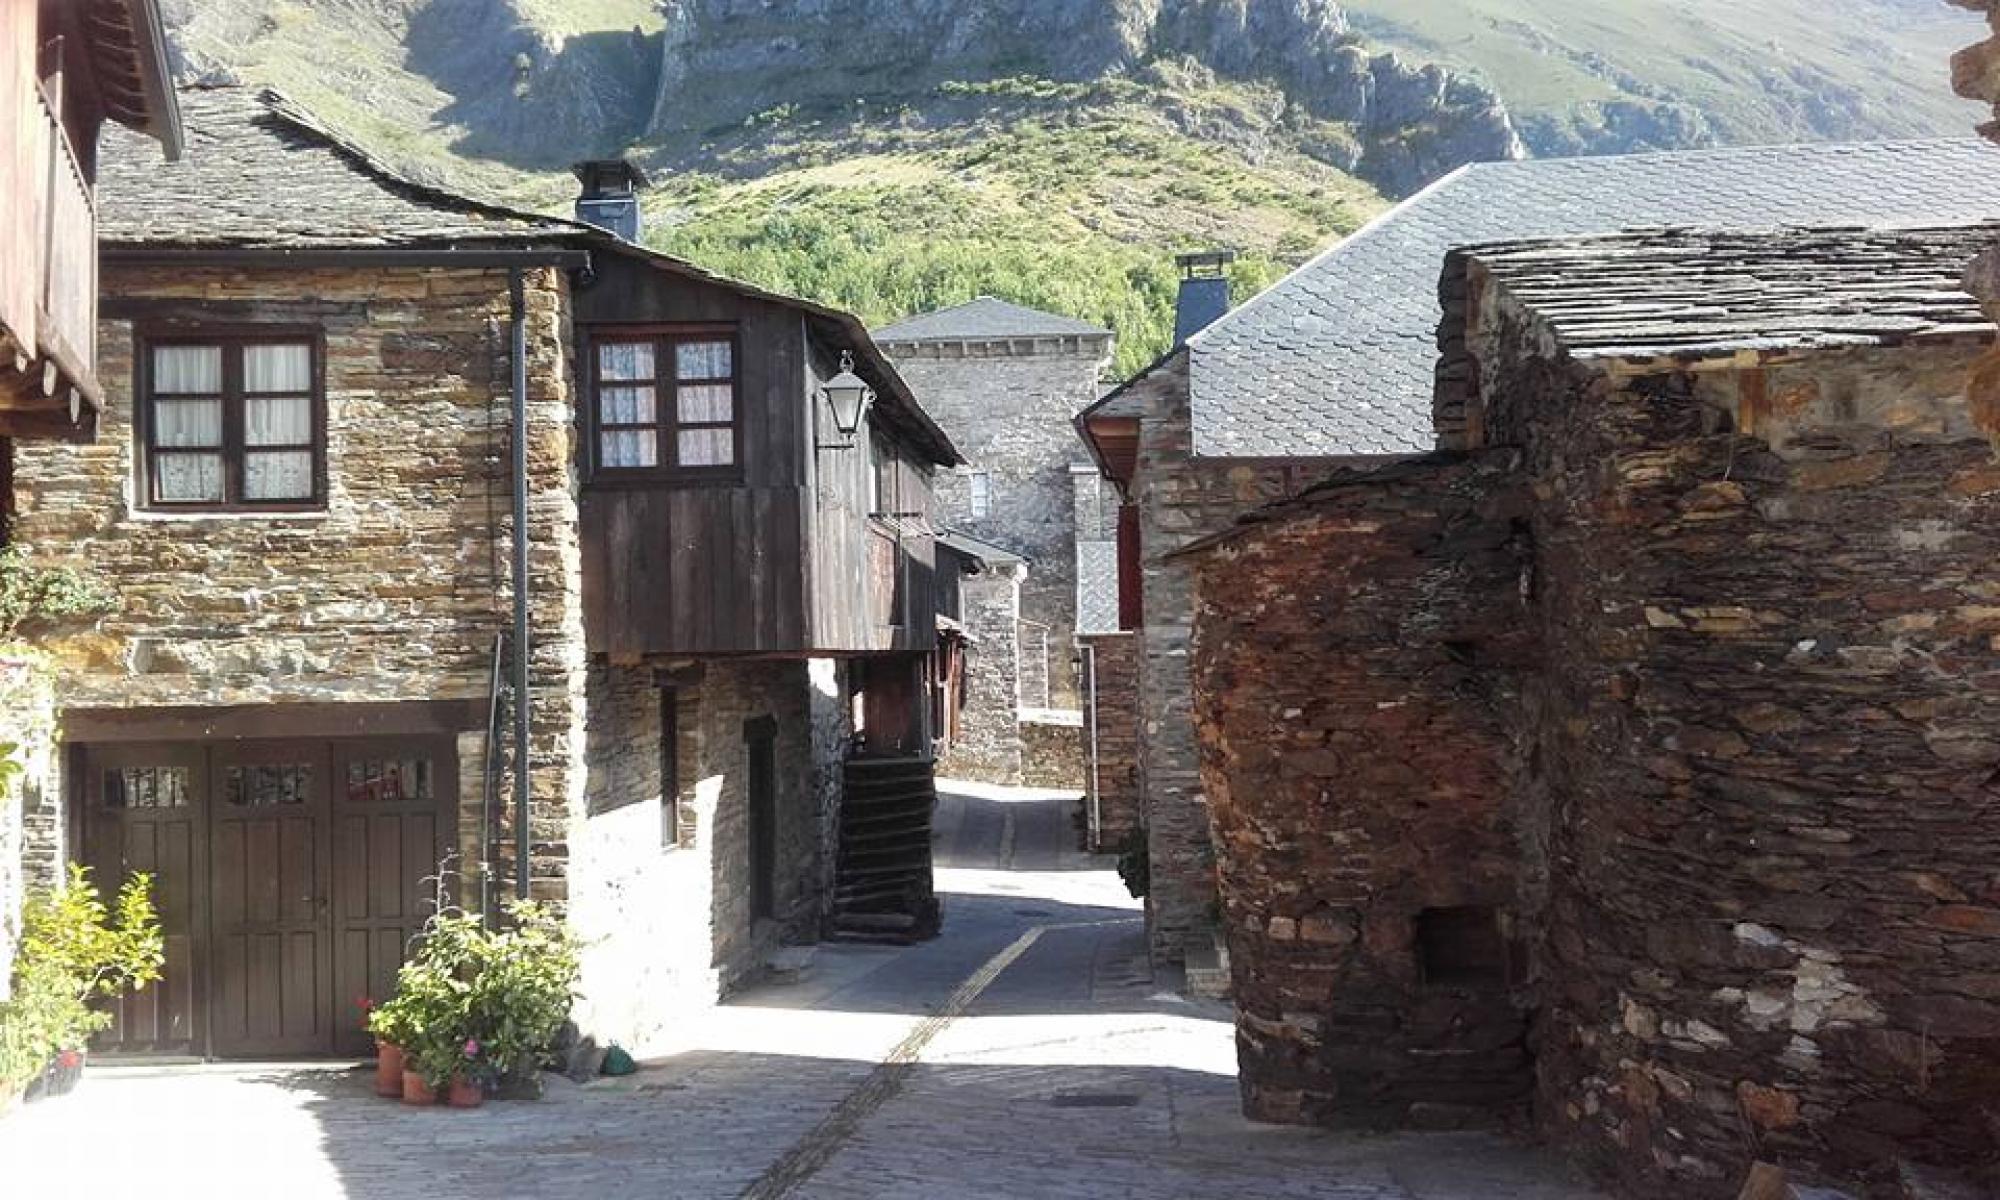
56, 1050, 82, 1068
355, 995, 375, 1013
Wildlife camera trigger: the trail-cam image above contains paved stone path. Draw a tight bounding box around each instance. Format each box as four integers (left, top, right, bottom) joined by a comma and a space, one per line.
0, 780, 1603, 1199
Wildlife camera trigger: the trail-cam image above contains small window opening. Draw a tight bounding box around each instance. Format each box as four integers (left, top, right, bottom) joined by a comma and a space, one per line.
1416, 906, 1508, 988
968, 470, 992, 519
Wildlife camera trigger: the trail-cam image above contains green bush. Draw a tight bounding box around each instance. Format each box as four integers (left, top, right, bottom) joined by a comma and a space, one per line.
369, 899, 580, 1089
1, 866, 163, 1094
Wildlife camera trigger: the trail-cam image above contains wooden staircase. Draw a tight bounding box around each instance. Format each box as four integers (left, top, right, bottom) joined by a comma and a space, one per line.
830, 755, 940, 943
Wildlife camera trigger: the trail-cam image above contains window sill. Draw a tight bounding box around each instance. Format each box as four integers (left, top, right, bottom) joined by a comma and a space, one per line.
127, 506, 332, 523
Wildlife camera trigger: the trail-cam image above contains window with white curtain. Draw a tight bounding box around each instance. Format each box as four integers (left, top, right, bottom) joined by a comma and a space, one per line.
590, 330, 738, 473
142, 336, 321, 509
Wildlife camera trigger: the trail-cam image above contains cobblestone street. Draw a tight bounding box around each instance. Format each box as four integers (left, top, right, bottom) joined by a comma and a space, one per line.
0, 783, 1601, 1200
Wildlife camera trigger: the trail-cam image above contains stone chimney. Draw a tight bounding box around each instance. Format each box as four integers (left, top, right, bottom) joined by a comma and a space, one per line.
1172, 250, 1234, 347
571, 159, 650, 243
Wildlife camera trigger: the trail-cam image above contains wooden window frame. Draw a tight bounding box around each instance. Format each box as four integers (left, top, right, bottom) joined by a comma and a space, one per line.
135, 328, 328, 513
585, 325, 744, 482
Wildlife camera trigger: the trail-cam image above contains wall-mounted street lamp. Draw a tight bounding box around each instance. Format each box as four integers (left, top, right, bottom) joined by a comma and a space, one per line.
816, 350, 875, 450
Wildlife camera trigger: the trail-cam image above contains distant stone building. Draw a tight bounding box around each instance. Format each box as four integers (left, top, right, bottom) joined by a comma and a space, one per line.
1078, 138, 2000, 974
879, 297, 1115, 783
1185, 222, 2000, 1197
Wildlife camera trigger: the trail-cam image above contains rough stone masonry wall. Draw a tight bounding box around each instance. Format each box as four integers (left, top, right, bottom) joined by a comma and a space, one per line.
1079, 631, 1139, 852
571, 656, 831, 1054
1190, 454, 1540, 1129
886, 337, 1110, 711
1127, 354, 1328, 965
1514, 342, 2000, 1197
938, 565, 1025, 783
6, 264, 586, 905
0, 654, 57, 1003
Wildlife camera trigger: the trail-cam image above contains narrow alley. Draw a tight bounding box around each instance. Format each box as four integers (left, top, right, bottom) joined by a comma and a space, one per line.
0, 784, 1600, 1200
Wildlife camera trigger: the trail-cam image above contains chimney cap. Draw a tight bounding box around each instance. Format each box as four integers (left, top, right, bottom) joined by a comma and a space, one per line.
571, 158, 652, 195
1176, 249, 1236, 277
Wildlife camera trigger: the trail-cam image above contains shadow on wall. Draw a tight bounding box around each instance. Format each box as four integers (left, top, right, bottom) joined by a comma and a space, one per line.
405, 1, 663, 168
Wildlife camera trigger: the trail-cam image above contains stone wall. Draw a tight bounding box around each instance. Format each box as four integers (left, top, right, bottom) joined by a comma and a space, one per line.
1019, 709, 1084, 790
0, 652, 57, 1002
884, 335, 1111, 711
1190, 455, 1538, 1129
570, 657, 835, 1054
8, 263, 586, 905
1520, 343, 2000, 1197
1080, 632, 1140, 853
1124, 352, 1327, 966
1188, 329, 2000, 1194
938, 563, 1025, 783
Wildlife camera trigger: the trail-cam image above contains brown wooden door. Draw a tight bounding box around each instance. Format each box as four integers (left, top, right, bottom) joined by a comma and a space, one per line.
330, 738, 454, 1056
77, 744, 205, 1056
206, 741, 334, 1057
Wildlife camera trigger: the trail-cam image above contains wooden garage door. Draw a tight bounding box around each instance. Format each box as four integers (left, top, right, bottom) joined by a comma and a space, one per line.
76, 734, 455, 1059
78, 744, 206, 1056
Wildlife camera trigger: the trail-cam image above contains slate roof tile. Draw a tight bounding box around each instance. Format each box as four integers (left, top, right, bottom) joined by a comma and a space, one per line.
875, 296, 1111, 344
1189, 139, 2000, 459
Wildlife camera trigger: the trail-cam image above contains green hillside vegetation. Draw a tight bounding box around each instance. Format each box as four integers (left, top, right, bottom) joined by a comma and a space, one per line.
1343, 0, 1982, 148
533, 73, 1386, 376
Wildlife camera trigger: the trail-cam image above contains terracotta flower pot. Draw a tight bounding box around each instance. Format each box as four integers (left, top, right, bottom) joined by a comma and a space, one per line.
400, 1068, 438, 1106
447, 1075, 485, 1109
375, 1042, 405, 1098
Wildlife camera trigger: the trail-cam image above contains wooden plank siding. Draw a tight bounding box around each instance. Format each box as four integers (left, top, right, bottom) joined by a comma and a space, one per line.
575, 256, 939, 660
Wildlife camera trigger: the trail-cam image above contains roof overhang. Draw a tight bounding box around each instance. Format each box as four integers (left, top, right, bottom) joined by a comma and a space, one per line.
87, 0, 185, 160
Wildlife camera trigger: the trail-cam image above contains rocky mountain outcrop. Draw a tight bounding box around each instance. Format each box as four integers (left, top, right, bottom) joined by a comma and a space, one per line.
645, 0, 1522, 194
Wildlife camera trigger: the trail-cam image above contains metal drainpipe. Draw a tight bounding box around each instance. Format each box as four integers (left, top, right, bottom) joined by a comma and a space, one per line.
1082, 641, 1101, 851
509, 270, 532, 902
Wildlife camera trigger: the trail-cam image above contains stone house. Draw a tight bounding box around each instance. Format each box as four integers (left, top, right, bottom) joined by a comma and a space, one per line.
877, 298, 1114, 784
0, 0, 179, 999
1077, 138, 2000, 974
6, 85, 959, 1060
1184, 221, 2000, 1197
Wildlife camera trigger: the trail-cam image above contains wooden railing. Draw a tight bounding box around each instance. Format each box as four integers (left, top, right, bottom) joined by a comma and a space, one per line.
35, 80, 96, 386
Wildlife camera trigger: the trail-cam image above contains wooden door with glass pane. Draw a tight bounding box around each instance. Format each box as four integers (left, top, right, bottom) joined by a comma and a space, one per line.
77, 744, 206, 1056
206, 741, 335, 1057
330, 738, 454, 1056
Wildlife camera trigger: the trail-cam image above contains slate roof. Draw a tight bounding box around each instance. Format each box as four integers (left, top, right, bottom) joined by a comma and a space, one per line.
937, 529, 1028, 567
96, 86, 569, 248
875, 296, 1111, 344
1189, 138, 2000, 459
1455, 223, 2000, 364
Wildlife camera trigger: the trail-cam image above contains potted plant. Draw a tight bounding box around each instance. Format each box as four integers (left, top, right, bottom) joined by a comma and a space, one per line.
358, 996, 407, 1097
464, 900, 580, 1088
0, 865, 161, 1111
447, 1038, 495, 1108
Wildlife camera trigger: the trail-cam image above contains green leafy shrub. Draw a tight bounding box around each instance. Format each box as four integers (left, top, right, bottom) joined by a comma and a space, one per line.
0, 866, 163, 1094
369, 899, 580, 1089
0, 547, 116, 641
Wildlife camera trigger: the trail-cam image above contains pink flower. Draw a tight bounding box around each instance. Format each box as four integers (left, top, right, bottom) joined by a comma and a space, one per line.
463, 1038, 480, 1057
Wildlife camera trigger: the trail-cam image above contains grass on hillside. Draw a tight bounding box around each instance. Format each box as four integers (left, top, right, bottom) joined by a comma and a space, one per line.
1343, 0, 1982, 141
630, 78, 1385, 376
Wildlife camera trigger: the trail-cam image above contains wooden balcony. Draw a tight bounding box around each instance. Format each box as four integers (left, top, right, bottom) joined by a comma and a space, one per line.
0, 80, 100, 441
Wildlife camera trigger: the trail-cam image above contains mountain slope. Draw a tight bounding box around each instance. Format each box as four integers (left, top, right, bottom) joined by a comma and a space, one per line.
1342, 0, 1983, 154
161, 0, 1983, 375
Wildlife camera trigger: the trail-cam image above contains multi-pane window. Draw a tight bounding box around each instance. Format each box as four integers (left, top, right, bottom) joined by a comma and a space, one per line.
592, 331, 738, 473
968, 470, 992, 519
143, 337, 321, 509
